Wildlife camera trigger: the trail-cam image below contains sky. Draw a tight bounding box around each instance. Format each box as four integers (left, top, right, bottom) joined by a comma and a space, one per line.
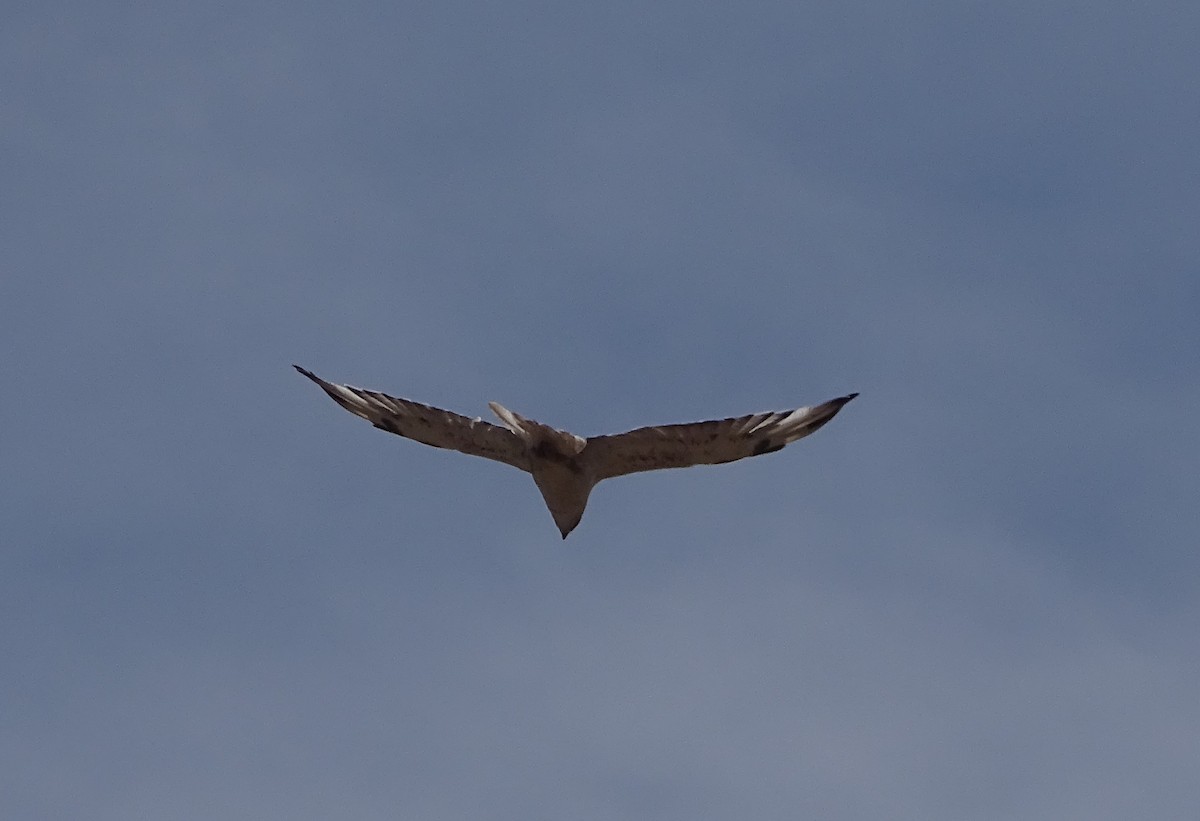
2, 2, 1197, 819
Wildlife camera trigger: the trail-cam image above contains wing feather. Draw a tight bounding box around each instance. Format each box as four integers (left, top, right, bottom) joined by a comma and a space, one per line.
295, 366, 530, 471
583, 393, 857, 481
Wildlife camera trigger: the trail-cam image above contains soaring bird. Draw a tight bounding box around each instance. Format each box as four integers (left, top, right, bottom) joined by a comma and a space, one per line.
295, 365, 856, 538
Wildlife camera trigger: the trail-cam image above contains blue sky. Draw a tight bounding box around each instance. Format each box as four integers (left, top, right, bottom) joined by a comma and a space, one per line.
3, 2, 1197, 819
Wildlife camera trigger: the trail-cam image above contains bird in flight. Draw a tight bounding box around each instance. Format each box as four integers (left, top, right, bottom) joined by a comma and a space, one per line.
295, 365, 857, 538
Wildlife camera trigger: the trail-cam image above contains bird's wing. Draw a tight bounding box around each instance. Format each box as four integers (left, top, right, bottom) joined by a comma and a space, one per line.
295, 366, 530, 471
583, 393, 857, 481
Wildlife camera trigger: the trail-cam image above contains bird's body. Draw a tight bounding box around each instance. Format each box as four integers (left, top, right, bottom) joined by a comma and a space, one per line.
295, 365, 856, 538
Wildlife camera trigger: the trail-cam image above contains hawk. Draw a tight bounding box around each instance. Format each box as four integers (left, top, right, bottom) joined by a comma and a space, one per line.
296, 366, 857, 538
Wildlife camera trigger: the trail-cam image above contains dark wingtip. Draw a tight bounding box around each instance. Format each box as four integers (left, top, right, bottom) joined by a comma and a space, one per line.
293, 364, 319, 382
806, 393, 858, 425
